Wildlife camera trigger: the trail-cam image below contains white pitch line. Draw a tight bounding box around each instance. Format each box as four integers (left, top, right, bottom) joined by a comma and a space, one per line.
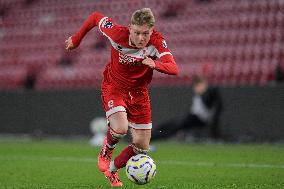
0, 155, 283, 169
159, 160, 284, 169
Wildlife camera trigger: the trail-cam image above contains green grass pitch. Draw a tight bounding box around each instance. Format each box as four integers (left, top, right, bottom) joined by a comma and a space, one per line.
0, 138, 283, 189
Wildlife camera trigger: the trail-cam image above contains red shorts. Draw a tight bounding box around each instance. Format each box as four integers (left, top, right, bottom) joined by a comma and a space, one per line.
101, 84, 152, 130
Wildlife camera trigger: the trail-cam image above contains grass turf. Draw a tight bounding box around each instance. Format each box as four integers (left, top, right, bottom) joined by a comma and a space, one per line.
0, 138, 283, 189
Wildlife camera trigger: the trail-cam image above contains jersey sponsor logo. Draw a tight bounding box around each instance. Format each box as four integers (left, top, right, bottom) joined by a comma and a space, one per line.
162, 40, 168, 48
102, 20, 113, 29
118, 52, 143, 66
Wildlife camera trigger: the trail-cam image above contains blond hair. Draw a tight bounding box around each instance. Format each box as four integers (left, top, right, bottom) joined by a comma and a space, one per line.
131, 8, 155, 28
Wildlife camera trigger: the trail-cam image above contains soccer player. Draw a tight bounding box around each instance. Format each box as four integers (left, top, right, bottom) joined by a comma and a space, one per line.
65, 8, 178, 187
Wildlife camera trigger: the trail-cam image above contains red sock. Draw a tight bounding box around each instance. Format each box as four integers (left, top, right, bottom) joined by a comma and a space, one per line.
114, 145, 136, 169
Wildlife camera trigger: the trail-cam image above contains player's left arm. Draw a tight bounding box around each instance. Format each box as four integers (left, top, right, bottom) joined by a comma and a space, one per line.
153, 53, 179, 75
143, 35, 179, 75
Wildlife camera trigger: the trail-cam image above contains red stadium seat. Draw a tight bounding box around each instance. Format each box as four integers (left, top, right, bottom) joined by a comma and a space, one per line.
0, 65, 28, 90
35, 65, 103, 90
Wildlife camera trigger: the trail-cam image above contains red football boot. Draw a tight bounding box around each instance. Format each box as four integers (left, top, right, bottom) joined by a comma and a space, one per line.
104, 170, 123, 187
98, 137, 114, 172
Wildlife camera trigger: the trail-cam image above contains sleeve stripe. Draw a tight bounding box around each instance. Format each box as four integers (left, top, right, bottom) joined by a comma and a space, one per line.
159, 52, 172, 58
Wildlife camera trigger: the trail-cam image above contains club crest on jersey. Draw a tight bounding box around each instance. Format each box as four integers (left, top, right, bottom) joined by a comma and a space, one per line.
162, 40, 168, 48
117, 45, 123, 52
103, 20, 113, 28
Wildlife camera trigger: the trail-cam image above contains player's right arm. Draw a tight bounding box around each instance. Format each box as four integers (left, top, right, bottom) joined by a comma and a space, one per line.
65, 12, 105, 50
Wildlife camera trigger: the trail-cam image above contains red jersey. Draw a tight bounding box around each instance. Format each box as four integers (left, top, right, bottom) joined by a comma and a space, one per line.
72, 12, 178, 89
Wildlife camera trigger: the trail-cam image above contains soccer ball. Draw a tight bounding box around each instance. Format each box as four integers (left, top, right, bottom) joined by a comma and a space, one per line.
125, 154, 156, 185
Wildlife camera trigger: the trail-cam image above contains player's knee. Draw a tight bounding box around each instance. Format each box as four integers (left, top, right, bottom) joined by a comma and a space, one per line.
109, 121, 128, 135
108, 111, 128, 133
131, 143, 149, 154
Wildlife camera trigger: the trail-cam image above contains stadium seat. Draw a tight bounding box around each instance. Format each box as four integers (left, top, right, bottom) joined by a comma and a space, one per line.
0, 0, 282, 89
0, 65, 28, 90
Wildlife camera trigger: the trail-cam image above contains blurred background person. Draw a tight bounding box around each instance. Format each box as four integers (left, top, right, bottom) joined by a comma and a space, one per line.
275, 52, 284, 84
152, 75, 223, 141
